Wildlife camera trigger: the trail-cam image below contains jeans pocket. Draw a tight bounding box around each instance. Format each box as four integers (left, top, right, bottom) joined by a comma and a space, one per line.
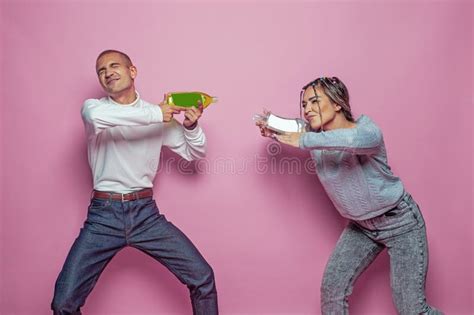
88, 198, 111, 211
138, 196, 155, 208
382, 198, 409, 219
85, 199, 115, 231
409, 199, 426, 228
384, 207, 402, 217
373, 203, 418, 235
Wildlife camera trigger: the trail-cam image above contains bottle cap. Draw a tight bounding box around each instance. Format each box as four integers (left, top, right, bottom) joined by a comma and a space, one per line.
253, 114, 266, 122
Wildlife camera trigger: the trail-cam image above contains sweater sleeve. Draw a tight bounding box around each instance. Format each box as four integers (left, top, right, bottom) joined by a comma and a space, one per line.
162, 119, 207, 161
299, 120, 383, 155
81, 99, 163, 135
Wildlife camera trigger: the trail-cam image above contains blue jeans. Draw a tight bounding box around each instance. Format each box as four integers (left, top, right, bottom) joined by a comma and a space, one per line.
51, 195, 218, 315
321, 193, 443, 315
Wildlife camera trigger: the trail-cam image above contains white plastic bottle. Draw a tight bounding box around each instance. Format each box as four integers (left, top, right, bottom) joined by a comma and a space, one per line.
253, 112, 307, 133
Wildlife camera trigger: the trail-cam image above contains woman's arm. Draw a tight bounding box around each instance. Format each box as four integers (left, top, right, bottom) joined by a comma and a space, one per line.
276, 124, 382, 155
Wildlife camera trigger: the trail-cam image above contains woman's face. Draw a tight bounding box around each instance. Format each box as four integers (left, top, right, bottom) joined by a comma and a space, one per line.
302, 85, 340, 131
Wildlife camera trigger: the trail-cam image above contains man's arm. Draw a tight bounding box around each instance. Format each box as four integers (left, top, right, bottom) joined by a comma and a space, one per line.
162, 104, 206, 161
162, 119, 207, 161
81, 99, 164, 135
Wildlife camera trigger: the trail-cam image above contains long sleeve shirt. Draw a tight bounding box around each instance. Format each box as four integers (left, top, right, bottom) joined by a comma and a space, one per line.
81, 92, 206, 193
299, 115, 405, 220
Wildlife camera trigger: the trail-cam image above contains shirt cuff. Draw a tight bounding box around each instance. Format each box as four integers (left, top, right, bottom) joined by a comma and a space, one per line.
299, 133, 307, 149
184, 124, 203, 140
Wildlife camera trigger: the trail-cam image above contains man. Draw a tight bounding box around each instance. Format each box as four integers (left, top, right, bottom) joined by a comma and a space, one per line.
51, 50, 218, 315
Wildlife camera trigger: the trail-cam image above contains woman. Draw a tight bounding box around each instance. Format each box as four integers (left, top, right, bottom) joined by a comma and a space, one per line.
256, 77, 442, 314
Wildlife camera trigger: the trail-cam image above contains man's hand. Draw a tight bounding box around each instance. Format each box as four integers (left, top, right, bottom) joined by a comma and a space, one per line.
159, 94, 185, 122
183, 101, 204, 130
274, 132, 302, 148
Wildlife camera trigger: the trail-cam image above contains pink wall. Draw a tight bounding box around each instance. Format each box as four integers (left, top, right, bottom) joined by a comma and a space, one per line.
1, 1, 472, 314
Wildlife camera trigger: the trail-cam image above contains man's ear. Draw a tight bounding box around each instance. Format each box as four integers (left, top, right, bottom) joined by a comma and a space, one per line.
130, 66, 137, 79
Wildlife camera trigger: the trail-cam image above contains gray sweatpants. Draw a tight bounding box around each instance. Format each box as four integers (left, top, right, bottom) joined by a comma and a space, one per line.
321, 193, 443, 315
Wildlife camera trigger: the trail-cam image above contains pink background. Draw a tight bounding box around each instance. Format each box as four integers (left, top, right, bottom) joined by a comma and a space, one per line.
1, 1, 473, 314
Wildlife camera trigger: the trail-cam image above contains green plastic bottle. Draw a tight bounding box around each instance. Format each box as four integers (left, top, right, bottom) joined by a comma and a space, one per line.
166, 92, 218, 109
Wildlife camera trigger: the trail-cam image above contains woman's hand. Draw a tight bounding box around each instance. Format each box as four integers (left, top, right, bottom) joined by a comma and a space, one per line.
255, 108, 276, 138
274, 132, 302, 148
255, 120, 276, 138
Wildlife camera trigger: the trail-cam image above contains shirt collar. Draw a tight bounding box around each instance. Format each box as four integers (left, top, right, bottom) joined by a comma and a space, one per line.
108, 91, 140, 106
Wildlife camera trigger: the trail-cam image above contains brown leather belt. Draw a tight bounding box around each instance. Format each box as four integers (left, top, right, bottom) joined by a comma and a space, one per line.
92, 188, 153, 202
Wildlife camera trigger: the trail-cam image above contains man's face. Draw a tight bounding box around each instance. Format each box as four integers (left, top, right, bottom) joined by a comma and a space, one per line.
302, 86, 339, 131
95, 52, 136, 96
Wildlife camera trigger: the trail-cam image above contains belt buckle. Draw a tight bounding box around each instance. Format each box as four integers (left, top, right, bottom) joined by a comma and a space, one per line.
121, 193, 127, 203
